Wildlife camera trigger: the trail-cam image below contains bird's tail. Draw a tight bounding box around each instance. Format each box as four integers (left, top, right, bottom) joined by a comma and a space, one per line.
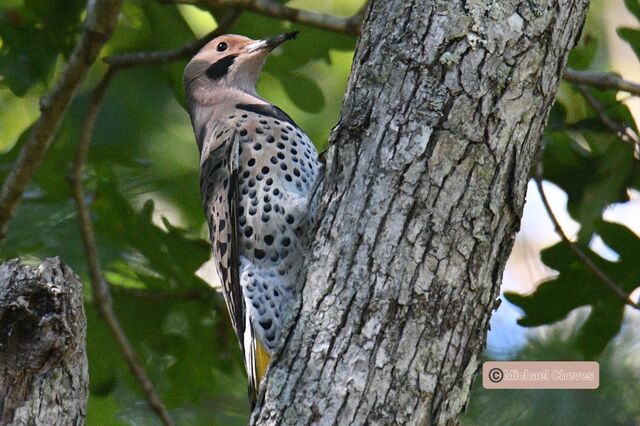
245, 321, 271, 408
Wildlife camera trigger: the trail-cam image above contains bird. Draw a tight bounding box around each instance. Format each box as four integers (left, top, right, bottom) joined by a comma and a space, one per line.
183, 32, 322, 406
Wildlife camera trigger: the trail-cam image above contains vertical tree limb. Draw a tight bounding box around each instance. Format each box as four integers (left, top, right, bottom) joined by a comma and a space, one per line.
0, 0, 123, 241
0, 258, 88, 425
253, 0, 590, 424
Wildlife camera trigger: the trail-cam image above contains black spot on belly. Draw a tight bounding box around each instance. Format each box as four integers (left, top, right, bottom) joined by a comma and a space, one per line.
244, 226, 253, 238
254, 248, 265, 259
265, 235, 274, 245
259, 319, 273, 330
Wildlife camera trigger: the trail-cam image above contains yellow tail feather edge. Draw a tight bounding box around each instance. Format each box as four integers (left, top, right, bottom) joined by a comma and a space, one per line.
250, 339, 271, 406
255, 340, 271, 385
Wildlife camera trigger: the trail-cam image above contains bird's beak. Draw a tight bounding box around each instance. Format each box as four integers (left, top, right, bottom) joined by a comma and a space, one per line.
245, 31, 300, 54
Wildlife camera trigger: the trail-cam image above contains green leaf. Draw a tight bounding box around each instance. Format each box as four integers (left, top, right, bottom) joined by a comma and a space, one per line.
566, 33, 598, 70
91, 169, 211, 293
623, 0, 640, 23
617, 27, 640, 62
505, 221, 640, 359
0, 0, 85, 95
277, 71, 325, 112
543, 99, 638, 239
142, 3, 195, 109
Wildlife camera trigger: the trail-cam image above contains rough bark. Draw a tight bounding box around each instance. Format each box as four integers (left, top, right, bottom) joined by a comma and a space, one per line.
0, 258, 88, 425
253, 0, 589, 424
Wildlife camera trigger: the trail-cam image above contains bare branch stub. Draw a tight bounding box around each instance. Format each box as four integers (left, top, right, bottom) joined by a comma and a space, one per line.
0, 258, 88, 425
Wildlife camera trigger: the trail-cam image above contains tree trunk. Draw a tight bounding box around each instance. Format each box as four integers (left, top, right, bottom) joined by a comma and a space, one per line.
253, 0, 589, 424
0, 258, 88, 425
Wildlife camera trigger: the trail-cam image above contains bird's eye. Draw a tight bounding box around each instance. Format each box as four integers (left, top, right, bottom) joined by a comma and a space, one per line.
217, 42, 228, 52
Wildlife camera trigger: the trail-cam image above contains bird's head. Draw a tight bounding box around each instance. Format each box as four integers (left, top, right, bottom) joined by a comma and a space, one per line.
184, 32, 299, 101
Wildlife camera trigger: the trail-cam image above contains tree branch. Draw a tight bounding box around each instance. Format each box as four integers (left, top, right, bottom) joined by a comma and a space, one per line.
105, 9, 241, 68
533, 176, 640, 310
170, 0, 364, 35
574, 85, 640, 158
70, 69, 175, 426
0, 0, 123, 241
564, 68, 640, 97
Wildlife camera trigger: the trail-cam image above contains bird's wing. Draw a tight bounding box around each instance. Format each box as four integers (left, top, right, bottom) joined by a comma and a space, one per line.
200, 126, 245, 350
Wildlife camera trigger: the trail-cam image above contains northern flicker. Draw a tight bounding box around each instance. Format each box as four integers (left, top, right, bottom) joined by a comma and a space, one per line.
183, 32, 321, 405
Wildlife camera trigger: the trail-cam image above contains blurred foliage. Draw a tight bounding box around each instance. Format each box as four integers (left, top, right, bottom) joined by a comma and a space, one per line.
0, 0, 639, 424
462, 320, 640, 426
